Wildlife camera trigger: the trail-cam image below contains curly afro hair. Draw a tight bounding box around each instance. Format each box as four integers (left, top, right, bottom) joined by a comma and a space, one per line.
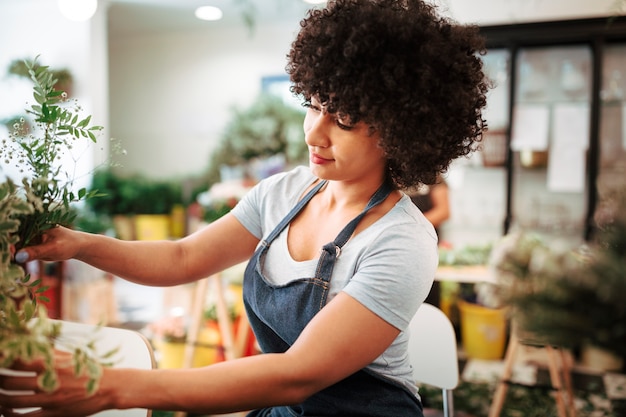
287, 0, 489, 188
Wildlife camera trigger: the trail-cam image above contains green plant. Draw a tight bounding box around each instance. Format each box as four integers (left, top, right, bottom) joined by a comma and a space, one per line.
489, 186, 626, 357
87, 170, 183, 216
202, 304, 238, 323
439, 243, 493, 267
1, 57, 102, 250
129, 177, 183, 215
0, 58, 113, 394
206, 93, 307, 183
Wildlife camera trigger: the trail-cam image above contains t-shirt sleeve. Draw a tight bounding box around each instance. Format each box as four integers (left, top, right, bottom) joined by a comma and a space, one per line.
342, 222, 438, 330
231, 180, 264, 240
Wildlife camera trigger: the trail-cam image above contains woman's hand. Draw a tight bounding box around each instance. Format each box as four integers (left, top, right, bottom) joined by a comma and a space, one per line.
14, 226, 82, 264
0, 351, 110, 417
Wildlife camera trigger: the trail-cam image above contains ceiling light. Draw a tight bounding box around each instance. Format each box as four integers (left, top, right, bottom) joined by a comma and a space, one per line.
57, 0, 98, 21
195, 6, 223, 21
303, 0, 327, 4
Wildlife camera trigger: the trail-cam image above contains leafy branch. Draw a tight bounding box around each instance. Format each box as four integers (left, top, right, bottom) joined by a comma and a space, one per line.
1, 57, 103, 250
0, 58, 117, 394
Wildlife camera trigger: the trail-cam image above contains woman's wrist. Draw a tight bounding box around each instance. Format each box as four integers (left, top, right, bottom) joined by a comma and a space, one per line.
100, 367, 143, 410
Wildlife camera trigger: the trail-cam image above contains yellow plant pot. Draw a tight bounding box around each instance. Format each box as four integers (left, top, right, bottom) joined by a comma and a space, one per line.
156, 341, 186, 369
134, 214, 171, 241
155, 326, 221, 369
458, 300, 507, 360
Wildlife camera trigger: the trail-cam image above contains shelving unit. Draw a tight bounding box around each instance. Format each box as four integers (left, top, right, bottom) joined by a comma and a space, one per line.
477, 16, 626, 242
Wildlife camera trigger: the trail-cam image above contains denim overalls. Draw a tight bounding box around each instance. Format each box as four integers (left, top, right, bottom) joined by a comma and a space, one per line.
243, 180, 424, 417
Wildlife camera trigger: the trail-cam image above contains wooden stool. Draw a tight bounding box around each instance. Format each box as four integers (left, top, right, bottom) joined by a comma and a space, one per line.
488, 332, 575, 417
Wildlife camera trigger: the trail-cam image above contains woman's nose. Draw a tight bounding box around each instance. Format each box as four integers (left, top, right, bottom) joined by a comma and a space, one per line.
304, 111, 332, 147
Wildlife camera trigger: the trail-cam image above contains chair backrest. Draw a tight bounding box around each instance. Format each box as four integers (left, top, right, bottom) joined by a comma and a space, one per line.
54, 320, 156, 417
407, 303, 459, 390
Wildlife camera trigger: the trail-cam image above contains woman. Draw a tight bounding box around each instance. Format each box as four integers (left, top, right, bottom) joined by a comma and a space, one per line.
1, 0, 488, 415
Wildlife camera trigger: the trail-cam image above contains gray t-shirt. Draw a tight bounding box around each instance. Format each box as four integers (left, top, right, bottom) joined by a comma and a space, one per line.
231, 166, 438, 396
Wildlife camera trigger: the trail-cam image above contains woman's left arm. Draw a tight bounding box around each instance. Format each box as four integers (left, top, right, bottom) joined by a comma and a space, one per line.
0, 293, 399, 416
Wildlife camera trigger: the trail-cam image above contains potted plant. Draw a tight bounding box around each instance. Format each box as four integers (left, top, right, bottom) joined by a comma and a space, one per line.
86, 168, 136, 239
86, 170, 184, 240
147, 309, 219, 369
490, 188, 626, 371
436, 243, 508, 360
206, 93, 308, 184
0, 57, 111, 394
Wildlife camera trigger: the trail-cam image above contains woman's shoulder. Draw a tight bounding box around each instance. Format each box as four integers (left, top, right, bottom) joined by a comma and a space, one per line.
367, 195, 438, 248
242, 165, 317, 214
256, 165, 316, 194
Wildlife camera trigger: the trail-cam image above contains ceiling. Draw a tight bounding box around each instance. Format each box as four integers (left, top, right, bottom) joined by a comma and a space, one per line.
107, 0, 319, 35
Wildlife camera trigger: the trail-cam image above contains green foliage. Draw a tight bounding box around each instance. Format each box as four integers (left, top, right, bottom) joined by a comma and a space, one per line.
87, 169, 183, 216
0, 58, 113, 394
419, 379, 616, 417
202, 200, 234, 223
1, 57, 102, 250
439, 243, 493, 266
490, 188, 626, 358
206, 93, 307, 183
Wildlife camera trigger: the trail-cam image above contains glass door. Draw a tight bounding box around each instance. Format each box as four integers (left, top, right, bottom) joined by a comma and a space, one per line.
596, 44, 626, 229
510, 45, 592, 244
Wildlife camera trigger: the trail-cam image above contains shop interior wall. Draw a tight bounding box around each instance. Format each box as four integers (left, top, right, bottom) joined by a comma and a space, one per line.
0, 0, 621, 251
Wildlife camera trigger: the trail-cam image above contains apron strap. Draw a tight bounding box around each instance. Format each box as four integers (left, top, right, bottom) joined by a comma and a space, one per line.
262, 179, 327, 246
318, 180, 393, 278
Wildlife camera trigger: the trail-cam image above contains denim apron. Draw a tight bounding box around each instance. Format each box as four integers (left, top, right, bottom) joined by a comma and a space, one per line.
243, 180, 424, 417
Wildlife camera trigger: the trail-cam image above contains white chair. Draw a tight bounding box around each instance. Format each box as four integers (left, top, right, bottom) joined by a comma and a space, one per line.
408, 303, 459, 417
55, 320, 156, 417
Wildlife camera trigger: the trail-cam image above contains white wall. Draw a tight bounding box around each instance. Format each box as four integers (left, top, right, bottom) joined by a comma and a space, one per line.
108, 20, 301, 179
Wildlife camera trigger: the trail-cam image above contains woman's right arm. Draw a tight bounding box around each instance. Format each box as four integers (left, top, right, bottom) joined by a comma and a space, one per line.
15, 213, 260, 287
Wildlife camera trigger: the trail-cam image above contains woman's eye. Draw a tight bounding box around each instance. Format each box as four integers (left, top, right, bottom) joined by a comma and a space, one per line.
304, 102, 322, 113
335, 121, 353, 131
335, 114, 354, 131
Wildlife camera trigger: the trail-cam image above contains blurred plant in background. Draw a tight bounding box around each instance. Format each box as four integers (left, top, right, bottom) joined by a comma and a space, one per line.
489, 186, 626, 358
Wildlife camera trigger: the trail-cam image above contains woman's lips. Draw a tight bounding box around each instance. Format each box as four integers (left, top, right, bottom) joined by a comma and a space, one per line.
310, 152, 333, 164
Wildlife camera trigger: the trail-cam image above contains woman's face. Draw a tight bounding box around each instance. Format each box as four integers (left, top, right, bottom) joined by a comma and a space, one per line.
303, 97, 386, 184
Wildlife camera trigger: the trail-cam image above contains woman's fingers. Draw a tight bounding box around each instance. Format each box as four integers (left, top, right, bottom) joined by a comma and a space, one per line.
14, 227, 71, 263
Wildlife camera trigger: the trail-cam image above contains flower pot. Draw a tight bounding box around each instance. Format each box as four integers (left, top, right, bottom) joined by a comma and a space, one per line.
134, 214, 171, 241
154, 326, 221, 369
458, 300, 507, 360
155, 340, 185, 369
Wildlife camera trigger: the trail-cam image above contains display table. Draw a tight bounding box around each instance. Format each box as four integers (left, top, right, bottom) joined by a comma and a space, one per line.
435, 265, 496, 284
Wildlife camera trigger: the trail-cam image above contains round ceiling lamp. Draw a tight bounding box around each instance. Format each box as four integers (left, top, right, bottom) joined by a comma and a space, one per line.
57, 0, 98, 21
195, 6, 223, 21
